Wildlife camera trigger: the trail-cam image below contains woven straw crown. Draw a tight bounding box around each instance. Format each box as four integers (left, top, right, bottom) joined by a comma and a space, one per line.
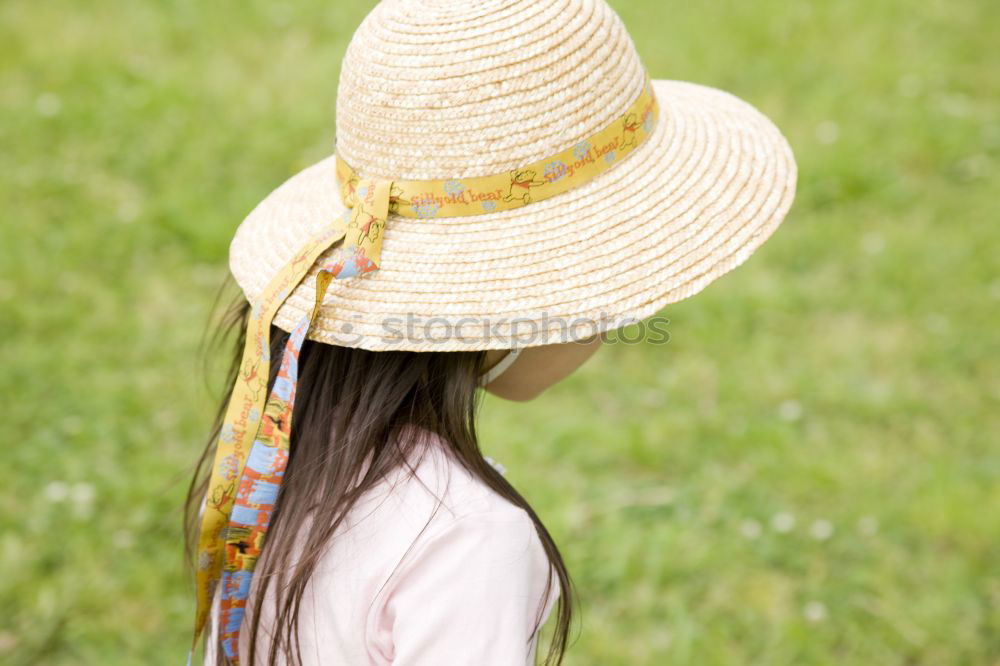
336, 0, 647, 180
229, 0, 797, 351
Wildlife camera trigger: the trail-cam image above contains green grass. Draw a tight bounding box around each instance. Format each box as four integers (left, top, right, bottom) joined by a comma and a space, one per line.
2, 0, 997, 664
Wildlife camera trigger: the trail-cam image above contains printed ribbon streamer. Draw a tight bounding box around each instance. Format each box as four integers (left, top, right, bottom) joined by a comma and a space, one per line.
335, 75, 659, 220
188, 185, 391, 666
216, 276, 325, 663
189, 73, 659, 665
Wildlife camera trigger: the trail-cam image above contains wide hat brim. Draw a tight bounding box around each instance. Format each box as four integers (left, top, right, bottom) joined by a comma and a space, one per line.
230, 78, 796, 351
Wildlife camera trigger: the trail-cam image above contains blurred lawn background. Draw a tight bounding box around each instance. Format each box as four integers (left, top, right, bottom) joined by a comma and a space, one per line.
2, 0, 998, 664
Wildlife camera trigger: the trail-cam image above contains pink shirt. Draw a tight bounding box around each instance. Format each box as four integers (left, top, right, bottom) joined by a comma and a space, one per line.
204, 433, 560, 665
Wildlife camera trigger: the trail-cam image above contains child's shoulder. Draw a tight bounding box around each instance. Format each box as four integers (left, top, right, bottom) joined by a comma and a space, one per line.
378, 426, 529, 528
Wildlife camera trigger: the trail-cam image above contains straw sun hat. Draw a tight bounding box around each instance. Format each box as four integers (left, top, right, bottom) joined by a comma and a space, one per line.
228, 0, 797, 352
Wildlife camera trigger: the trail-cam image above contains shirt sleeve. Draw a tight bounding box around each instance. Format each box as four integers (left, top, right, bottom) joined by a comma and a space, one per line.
373, 508, 560, 665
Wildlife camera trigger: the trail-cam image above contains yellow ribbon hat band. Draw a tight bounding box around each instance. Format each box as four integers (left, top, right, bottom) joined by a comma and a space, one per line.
189, 74, 659, 664
338, 75, 658, 220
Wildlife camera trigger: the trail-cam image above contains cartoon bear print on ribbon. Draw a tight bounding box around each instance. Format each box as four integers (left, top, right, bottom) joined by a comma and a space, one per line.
240, 359, 263, 401
207, 481, 236, 514
503, 169, 546, 204
620, 112, 641, 151
347, 205, 385, 251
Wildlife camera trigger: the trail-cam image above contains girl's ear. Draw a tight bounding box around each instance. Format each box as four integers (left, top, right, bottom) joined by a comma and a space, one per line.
483, 336, 603, 402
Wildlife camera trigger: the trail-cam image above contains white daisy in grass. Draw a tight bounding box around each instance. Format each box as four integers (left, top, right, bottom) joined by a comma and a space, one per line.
36, 92, 61, 117
771, 511, 796, 533
778, 399, 803, 421
739, 519, 762, 539
44, 480, 70, 502
803, 600, 828, 623
809, 519, 835, 540
815, 120, 839, 144
72, 482, 96, 504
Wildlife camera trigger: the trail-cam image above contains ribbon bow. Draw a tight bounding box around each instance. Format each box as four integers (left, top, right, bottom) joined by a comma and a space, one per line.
329, 178, 391, 278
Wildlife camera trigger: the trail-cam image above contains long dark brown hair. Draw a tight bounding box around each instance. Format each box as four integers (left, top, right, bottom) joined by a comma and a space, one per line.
184, 282, 573, 665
